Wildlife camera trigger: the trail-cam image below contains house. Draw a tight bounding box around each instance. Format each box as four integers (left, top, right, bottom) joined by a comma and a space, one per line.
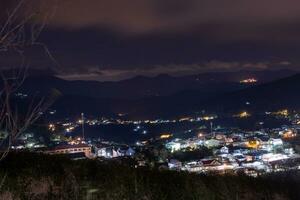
268, 138, 283, 146
234, 153, 246, 162
245, 151, 267, 161
204, 139, 221, 148
125, 147, 135, 156
96, 145, 135, 158
241, 161, 270, 172
97, 147, 119, 158
168, 159, 182, 170
200, 159, 222, 171
220, 146, 229, 154
184, 161, 203, 172
165, 141, 181, 152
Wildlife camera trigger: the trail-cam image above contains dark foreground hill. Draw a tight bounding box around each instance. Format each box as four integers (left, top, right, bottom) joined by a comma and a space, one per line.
1, 153, 300, 200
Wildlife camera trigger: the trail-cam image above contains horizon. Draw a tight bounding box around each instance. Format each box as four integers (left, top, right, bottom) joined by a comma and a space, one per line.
19, 68, 300, 82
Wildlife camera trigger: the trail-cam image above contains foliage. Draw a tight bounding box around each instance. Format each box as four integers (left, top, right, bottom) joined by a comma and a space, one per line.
170, 146, 213, 162
0, 152, 299, 200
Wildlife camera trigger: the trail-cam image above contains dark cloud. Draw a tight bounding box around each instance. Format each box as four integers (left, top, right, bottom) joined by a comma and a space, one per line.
1, 0, 300, 80
43, 0, 300, 37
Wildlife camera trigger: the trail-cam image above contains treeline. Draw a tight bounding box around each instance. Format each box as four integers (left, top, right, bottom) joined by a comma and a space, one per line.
0, 152, 299, 200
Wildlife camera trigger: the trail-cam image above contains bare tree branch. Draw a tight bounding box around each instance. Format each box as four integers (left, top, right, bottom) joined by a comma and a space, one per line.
0, 0, 59, 160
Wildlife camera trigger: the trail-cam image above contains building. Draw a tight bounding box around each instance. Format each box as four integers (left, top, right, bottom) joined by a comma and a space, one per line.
204, 139, 221, 148
166, 141, 181, 152
168, 159, 182, 170
95, 145, 135, 158
46, 144, 92, 157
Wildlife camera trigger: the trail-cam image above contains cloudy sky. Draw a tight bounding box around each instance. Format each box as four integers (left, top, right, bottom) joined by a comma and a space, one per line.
1, 0, 300, 81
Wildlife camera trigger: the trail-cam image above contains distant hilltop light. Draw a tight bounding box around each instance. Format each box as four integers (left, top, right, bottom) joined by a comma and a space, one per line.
233, 111, 251, 118
240, 78, 258, 84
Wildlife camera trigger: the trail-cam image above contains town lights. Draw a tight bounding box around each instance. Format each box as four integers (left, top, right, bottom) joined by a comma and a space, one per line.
48, 124, 55, 132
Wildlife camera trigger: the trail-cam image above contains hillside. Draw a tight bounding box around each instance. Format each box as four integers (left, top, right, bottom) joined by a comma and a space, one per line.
0, 152, 299, 200
20, 70, 295, 100
14, 70, 300, 119
204, 73, 300, 112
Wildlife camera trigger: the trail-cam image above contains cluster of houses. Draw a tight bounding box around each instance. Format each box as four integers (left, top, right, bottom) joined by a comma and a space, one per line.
166, 128, 300, 176
6, 115, 300, 178
45, 140, 136, 160
94, 143, 135, 158
10, 132, 46, 150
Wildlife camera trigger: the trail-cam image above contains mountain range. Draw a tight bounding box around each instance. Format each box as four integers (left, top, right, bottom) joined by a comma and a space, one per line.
17, 69, 300, 119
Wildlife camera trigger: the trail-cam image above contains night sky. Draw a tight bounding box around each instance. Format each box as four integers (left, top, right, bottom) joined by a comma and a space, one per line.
1, 0, 300, 81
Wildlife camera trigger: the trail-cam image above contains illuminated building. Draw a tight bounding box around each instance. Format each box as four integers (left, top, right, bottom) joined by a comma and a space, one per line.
246, 139, 261, 149
160, 134, 172, 139
166, 141, 181, 152
46, 144, 91, 157
201, 159, 222, 171
168, 159, 182, 170
262, 153, 288, 162
281, 129, 297, 139
96, 146, 135, 158
204, 139, 221, 148
268, 138, 283, 146
241, 161, 269, 171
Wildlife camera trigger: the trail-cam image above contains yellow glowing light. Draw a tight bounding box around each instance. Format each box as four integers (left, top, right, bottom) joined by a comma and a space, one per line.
234, 111, 250, 118
160, 134, 172, 139
273, 109, 289, 117
246, 140, 260, 149
203, 116, 213, 121
282, 130, 296, 139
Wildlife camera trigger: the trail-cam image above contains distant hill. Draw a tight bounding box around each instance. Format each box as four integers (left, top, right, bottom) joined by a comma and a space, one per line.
20, 69, 296, 100
111, 73, 300, 118
16, 69, 300, 119
204, 73, 300, 113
